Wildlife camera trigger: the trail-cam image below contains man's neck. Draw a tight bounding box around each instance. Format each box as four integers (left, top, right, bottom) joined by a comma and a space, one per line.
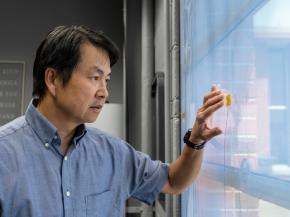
36, 97, 78, 155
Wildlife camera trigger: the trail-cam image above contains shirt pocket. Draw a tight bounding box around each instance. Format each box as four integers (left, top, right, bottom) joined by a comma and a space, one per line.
85, 190, 117, 217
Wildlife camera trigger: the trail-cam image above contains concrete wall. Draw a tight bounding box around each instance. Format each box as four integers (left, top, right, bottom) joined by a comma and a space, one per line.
0, 0, 124, 110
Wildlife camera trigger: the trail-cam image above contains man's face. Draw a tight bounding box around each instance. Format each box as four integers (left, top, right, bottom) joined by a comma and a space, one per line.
54, 42, 111, 125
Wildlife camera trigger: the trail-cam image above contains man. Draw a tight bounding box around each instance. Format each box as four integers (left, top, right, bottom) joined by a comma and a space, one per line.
0, 26, 224, 216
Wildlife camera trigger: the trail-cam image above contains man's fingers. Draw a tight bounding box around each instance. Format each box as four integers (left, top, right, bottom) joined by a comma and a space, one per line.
203, 89, 222, 105
197, 100, 224, 123
198, 92, 224, 121
204, 93, 224, 109
211, 85, 217, 92
203, 127, 222, 140
202, 85, 218, 104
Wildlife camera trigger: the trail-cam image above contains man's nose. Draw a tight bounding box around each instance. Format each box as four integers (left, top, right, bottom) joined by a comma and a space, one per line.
96, 80, 109, 98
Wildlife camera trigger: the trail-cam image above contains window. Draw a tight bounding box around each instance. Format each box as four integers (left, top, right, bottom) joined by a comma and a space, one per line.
180, 0, 290, 216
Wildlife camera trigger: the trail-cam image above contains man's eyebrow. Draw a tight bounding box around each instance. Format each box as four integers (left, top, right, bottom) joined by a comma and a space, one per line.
89, 66, 111, 76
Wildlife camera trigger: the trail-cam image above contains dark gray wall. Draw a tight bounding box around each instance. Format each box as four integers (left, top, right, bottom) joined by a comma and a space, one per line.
0, 0, 124, 110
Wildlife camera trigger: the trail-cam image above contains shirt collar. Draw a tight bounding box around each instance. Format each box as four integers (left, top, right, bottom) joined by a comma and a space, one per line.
25, 99, 87, 146
73, 124, 87, 145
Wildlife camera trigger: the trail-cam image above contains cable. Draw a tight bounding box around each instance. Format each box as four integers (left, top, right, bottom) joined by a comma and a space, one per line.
224, 94, 231, 217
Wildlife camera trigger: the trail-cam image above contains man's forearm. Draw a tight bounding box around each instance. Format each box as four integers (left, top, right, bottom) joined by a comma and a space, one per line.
162, 145, 204, 194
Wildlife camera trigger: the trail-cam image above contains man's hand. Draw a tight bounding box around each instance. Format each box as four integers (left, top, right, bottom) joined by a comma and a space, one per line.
162, 85, 224, 195
189, 85, 224, 144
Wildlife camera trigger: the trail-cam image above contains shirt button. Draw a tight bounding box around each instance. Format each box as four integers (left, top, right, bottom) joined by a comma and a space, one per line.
44, 143, 50, 148
64, 156, 68, 161
66, 191, 71, 197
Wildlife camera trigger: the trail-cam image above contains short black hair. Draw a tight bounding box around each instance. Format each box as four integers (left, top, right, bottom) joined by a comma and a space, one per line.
32, 25, 119, 99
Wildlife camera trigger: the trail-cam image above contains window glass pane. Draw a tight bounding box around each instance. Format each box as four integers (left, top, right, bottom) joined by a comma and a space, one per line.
180, 0, 290, 217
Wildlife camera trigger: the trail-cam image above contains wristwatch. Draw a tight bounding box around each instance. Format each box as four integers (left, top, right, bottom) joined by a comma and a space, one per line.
183, 129, 206, 150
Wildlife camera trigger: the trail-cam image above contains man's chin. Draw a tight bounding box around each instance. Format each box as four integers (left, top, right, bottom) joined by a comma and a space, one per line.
84, 114, 100, 123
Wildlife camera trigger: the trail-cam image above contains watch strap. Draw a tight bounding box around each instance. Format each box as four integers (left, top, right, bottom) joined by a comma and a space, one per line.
183, 129, 206, 150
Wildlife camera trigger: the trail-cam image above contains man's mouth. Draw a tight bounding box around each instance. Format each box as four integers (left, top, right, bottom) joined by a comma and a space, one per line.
90, 105, 103, 112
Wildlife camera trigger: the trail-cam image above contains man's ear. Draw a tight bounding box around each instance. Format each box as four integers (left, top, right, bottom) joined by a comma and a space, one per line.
44, 67, 59, 96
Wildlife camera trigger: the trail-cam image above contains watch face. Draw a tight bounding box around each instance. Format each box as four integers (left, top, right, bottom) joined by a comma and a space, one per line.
183, 130, 191, 144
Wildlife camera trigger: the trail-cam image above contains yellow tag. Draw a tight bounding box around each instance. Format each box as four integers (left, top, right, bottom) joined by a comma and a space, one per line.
226, 94, 231, 107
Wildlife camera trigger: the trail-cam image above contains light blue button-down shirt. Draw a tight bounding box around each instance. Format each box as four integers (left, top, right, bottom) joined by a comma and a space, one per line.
0, 100, 169, 217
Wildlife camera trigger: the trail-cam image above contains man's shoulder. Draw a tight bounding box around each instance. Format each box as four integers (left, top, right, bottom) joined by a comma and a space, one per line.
0, 116, 27, 140
0, 116, 27, 163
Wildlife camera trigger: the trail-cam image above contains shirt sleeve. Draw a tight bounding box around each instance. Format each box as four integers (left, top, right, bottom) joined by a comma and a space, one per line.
117, 141, 169, 205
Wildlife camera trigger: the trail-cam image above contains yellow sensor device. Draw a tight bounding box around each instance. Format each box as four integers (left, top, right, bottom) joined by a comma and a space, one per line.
226, 94, 231, 107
